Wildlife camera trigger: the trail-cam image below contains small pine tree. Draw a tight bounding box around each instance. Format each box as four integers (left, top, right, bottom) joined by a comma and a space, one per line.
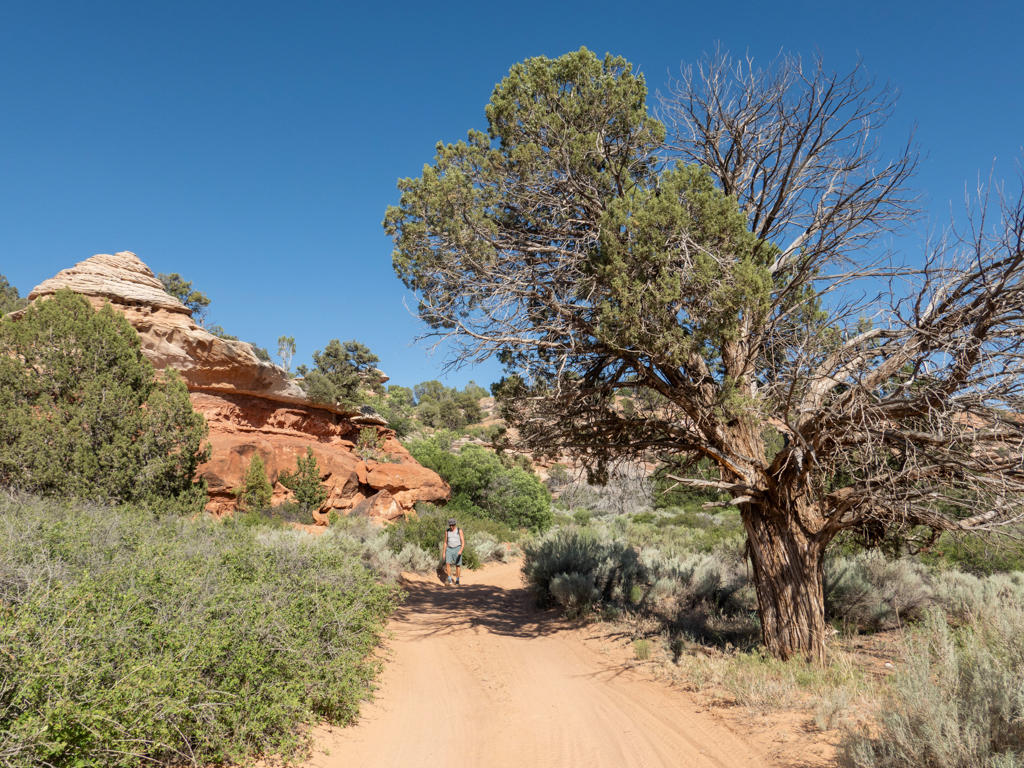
239, 454, 273, 511
293, 446, 327, 512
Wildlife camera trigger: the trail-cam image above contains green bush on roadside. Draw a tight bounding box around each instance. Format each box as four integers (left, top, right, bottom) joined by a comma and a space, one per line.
385, 503, 521, 570
0, 495, 401, 767
405, 435, 553, 531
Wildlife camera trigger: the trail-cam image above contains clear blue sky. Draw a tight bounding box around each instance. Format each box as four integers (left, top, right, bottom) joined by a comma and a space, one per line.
1, 0, 1021, 390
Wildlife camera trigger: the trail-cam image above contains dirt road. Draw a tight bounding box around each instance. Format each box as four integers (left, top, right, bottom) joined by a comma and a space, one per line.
307, 561, 767, 768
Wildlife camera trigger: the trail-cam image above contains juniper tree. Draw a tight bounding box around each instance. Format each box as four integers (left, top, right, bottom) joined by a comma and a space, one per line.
0, 289, 210, 509
158, 272, 211, 326
0, 274, 27, 316
239, 454, 273, 511
303, 339, 382, 409
385, 48, 1024, 661
293, 447, 327, 512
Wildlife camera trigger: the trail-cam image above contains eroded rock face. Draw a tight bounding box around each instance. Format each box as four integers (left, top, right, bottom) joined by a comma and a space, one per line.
28, 251, 310, 406
192, 391, 449, 517
23, 252, 450, 517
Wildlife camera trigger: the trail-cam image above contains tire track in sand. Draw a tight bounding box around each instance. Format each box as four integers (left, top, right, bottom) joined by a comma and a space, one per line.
306, 561, 767, 768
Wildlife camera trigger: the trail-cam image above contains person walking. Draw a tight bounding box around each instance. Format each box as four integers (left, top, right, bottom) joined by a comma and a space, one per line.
442, 518, 464, 586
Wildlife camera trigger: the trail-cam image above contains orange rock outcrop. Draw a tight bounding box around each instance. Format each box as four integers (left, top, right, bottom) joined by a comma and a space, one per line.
22, 251, 450, 519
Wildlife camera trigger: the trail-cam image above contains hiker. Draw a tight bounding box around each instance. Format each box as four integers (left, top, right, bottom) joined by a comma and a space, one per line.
442, 518, 464, 586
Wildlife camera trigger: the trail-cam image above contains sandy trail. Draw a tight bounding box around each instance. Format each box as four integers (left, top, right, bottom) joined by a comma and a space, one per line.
307, 561, 766, 768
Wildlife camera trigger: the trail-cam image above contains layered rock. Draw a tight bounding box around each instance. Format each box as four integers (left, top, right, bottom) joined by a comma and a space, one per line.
22, 252, 450, 518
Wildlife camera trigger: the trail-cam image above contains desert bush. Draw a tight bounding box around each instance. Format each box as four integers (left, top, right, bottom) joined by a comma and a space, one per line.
468, 532, 503, 561
406, 437, 553, 531
549, 572, 600, 617
395, 542, 436, 572
639, 548, 749, 612
932, 570, 1024, 624
918, 531, 1024, 576
839, 608, 1024, 768
522, 526, 644, 607
622, 510, 746, 558
633, 639, 653, 660
0, 495, 400, 767
385, 504, 520, 571
0, 289, 209, 512
238, 453, 273, 511
825, 553, 934, 631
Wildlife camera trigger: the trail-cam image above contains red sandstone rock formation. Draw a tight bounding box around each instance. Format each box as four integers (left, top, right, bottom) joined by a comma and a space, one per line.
23, 251, 450, 519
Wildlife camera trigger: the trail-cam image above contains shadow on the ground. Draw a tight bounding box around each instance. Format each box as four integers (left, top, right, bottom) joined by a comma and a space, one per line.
391, 577, 569, 640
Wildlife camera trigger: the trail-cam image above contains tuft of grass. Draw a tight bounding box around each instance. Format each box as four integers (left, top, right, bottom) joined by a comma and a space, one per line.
633, 639, 653, 661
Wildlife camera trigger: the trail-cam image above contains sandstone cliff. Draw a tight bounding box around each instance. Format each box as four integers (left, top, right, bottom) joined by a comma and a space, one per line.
22, 251, 450, 519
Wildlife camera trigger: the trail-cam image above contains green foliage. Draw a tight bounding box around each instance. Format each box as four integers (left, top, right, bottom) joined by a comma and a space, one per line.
208, 325, 238, 340
0, 273, 28, 316
158, 272, 211, 324
371, 386, 416, 437
523, 526, 645, 607
250, 342, 271, 361
239, 454, 273, 511
549, 572, 600, 618
406, 435, 552, 531
385, 504, 520, 570
303, 339, 381, 409
633, 639, 653, 661
290, 446, 327, 512
918, 531, 1024, 576
0, 289, 209, 510
0, 495, 401, 767
410, 380, 485, 430
354, 427, 390, 462
825, 553, 934, 631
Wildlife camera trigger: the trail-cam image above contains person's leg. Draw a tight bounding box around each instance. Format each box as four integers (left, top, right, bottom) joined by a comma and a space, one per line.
444, 560, 452, 584
455, 564, 461, 584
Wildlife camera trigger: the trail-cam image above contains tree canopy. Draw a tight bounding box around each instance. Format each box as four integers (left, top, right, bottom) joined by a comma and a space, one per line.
301, 339, 383, 410
158, 272, 212, 325
0, 274, 28, 316
0, 289, 210, 510
385, 47, 1024, 661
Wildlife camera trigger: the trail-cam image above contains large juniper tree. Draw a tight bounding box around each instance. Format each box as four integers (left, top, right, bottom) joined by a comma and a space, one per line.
384, 48, 1024, 661
0, 289, 210, 510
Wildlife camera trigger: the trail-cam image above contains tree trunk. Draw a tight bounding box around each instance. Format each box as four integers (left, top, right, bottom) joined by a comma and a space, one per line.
743, 504, 828, 663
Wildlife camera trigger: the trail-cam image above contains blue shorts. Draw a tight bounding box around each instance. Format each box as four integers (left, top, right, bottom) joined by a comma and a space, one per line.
445, 546, 463, 566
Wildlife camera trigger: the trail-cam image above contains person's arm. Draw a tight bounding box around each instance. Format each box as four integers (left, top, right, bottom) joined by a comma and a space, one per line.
459, 528, 465, 554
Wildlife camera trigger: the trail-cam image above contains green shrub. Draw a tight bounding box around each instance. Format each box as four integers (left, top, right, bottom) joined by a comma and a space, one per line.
0, 495, 400, 767
549, 572, 600, 617
238, 453, 273, 511
633, 639, 653, 660
932, 570, 1024, 624
0, 289, 209, 511
919, 531, 1024, 576
839, 607, 1024, 768
825, 553, 934, 631
0, 273, 28, 315
522, 526, 644, 607
406, 436, 553, 531
291, 446, 328, 511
